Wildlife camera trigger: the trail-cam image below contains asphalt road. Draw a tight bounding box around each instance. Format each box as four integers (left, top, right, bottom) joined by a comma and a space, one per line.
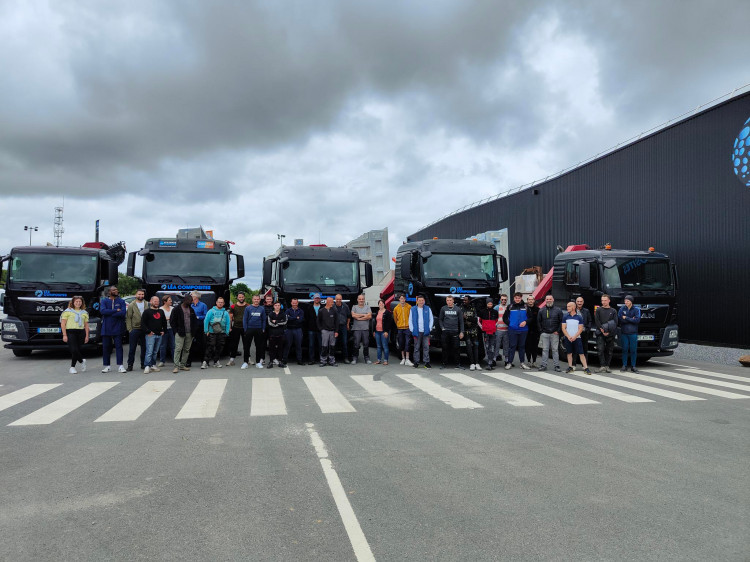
1, 345, 748, 561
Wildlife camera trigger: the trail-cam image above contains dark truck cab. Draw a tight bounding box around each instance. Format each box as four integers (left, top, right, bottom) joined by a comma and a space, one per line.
1, 244, 121, 356
127, 228, 244, 309
394, 239, 509, 344
263, 245, 373, 309
550, 246, 679, 359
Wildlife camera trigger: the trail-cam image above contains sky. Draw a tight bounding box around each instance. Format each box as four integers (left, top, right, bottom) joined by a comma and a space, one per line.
1, 0, 749, 288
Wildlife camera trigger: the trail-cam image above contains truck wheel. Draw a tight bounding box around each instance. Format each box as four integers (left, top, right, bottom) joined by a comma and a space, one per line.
12, 349, 32, 357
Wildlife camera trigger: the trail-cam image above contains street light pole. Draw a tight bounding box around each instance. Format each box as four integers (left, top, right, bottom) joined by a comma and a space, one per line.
277, 233, 286, 248
24, 225, 38, 246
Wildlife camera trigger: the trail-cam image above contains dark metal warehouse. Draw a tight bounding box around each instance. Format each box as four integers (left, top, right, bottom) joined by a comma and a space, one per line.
408, 91, 750, 346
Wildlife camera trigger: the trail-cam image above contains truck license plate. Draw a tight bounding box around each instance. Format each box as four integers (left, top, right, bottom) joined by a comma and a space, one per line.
637, 334, 654, 341
37, 327, 61, 334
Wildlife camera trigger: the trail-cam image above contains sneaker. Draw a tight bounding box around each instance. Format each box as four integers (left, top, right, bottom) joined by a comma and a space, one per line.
520, 363, 530, 370
553, 366, 562, 372
144, 366, 150, 374
424, 363, 432, 369
150, 366, 160, 372
180, 366, 191, 371
413, 362, 420, 369
319, 363, 326, 367
331, 363, 339, 367
201, 361, 208, 369
69, 367, 77, 374
241, 362, 249, 370
504, 363, 512, 370
172, 367, 179, 374
598, 367, 607, 373
440, 364, 447, 370
366, 359, 372, 365
255, 362, 263, 369
297, 361, 304, 366
351, 358, 357, 365
469, 364, 476, 371
280, 363, 287, 368
565, 367, 574, 374
101, 365, 112, 373
308, 361, 315, 366
80, 359, 87, 372
212, 361, 218, 367
631, 367, 640, 373
157, 362, 165, 367
537, 365, 547, 371
227, 358, 235, 366
127, 365, 133, 372
216, 363, 223, 369
405, 359, 414, 367
400, 358, 405, 365
530, 362, 537, 368
118, 365, 126, 373
620, 366, 628, 372
273, 359, 279, 366
267, 364, 274, 369
584, 368, 592, 375
605, 367, 612, 373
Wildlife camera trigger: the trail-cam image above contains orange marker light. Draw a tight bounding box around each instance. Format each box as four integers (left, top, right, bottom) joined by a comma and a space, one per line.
648, 247, 655, 252
605, 243, 612, 250
433, 237, 438, 240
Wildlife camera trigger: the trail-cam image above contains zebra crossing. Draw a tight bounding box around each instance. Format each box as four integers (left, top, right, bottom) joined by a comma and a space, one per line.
1, 363, 748, 427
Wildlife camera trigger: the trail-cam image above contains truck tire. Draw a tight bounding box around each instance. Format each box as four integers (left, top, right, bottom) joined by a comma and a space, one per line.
12, 349, 32, 357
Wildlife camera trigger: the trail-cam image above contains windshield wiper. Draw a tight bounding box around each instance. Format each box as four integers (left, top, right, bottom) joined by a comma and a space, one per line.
48, 281, 85, 289
154, 276, 188, 284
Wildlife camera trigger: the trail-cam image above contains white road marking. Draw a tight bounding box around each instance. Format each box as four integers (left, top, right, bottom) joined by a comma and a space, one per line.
250, 378, 287, 416
643, 369, 750, 392
575, 374, 704, 401
620, 372, 749, 399
650, 360, 696, 369
678, 367, 750, 383
9, 382, 119, 426
303, 377, 356, 413
0, 384, 62, 413
305, 423, 375, 562
350, 375, 417, 409
95, 380, 175, 422
283, 366, 291, 375
530, 372, 653, 403
397, 373, 483, 409
439, 372, 543, 407
481, 372, 599, 405
175, 379, 227, 419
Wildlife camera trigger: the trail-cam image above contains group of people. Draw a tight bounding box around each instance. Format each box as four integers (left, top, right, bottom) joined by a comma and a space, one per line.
62, 285, 642, 375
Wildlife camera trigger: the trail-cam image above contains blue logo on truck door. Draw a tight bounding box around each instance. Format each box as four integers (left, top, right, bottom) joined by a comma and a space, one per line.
449, 286, 477, 294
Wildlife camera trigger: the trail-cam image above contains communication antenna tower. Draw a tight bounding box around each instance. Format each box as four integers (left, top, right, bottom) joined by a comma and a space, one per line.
53, 203, 64, 247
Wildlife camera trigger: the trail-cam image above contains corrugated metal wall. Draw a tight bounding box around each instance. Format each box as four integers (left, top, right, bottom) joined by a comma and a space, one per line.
409, 92, 750, 346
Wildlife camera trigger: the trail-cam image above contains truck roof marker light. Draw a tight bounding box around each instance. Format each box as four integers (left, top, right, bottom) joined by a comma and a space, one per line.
649, 247, 655, 253
605, 243, 612, 250
392, 257, 396, 263
433, 237, 438, 240
472, 238, 477, 241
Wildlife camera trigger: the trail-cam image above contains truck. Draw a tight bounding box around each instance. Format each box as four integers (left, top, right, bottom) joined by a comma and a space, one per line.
1, 242, 125, 356
392, 238, 509, 345
126, 227, 245, 308
262, 245, 374, 308
532, 244, 679, 361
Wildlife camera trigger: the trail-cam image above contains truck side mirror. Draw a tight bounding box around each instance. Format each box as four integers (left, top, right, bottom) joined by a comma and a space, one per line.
497, 256, 509, 283
364, 262, 373, 288
235, 255, 245, 280
578, 262, 591, 289
262, 259, 273, 288
126, 252, 136, 277
108, 262, 119, 286
400, 257, 412, 280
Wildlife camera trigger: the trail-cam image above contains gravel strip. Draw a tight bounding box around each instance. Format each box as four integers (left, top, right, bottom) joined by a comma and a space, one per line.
673, 342, 750, 366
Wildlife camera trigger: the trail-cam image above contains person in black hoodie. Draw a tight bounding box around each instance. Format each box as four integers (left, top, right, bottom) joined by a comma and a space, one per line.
305, 294, 323, 365
537, 294, 563, 372
267, 301, 288, 368
525, 296, 540, 368
317, 297, 339, 367
170, 299, 199, 373
283, 298, 305, 366
594, 294, 618, 373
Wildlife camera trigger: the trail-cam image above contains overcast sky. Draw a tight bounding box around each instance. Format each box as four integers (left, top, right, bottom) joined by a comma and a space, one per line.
1, 0, 748, 288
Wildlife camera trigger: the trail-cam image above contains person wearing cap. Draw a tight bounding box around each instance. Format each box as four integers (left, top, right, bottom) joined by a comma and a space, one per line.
306, 293, 323, 365
594, 294, 618, 373
478, 298, 499, 370
618, 294, 641, 373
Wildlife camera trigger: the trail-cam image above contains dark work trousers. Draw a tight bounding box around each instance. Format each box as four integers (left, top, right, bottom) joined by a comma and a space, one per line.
284, 328, 303, 363
66, 329, 85, 367
597, 333, 616, 367
507, 330, 527, 365
243, 328, 265, 364
308, 331, 322, 363
102, 334, 123, 366
127, 328, 146, 369
188, 324, 205, 366
576, 332, 590, 366
464, 334, 479, 365
227, 326, 245, 358
441, 330, 460, 366
336, 325, 350, 360
269, 333, 285, 363
205, 332, 226, 364
525, 331, 540, 364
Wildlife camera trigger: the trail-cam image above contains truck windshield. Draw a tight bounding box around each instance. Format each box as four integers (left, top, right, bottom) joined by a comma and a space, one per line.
422, 254, 496, 282
9, 252, 97, 286
602, 258, 674, 291
144, 251, 227, 282
282, 260, 358, 289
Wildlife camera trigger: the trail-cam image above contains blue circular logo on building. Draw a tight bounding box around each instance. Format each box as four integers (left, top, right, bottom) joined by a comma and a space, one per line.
34, 290, 43, 297
408, 282, 414, 296
733, 117, 750, 186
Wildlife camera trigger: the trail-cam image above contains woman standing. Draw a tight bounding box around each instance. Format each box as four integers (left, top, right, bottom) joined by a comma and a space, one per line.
267, 301, 288, 368
203, 297, 230, 369
373, 299, 394, 365
61, 295, 90, 374
158, 295, 175, 367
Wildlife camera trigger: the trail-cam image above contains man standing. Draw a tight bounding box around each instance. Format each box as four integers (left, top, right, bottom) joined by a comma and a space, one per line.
306, 293, 323, 365
187, 291, 208, 368
562, 301, 591, 375
594, 294, 618, 373
575, 297, 593, 367
334, 294, 351, 363
478, 298, 499, 370
461, 295, 480, 371
317, 297, 339, 367
226, 292, 249, 366
125, 289, 147, 372
100, 285, 127, 373
409, 295, 434, 369
393, 294, 413, 366
283, 298, 305, 366
141, 296, 167, 374
263, 293, 276, 365
502, 292, 530, 370
203, 297, 230, 369
170, 298, 198, 373
241, 294, 266, 369
350, 294, 372, 364
494, 294, 510, 365
439, 295, 464, 369
525, 296, 540, 368
619, 295, 641, 373
537, 294, 563, 372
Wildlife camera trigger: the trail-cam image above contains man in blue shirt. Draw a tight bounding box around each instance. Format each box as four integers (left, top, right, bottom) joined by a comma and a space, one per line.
562, 301, 591, 375
618, 294, 641, 373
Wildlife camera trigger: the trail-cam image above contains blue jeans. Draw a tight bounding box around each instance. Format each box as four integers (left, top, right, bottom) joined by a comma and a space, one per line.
374, 331, 389, 361
507, 330, 528, 365
159, 328, 175, 363
413, 333, 430, 364
621, 333, 638, 367
144, 334, 162, 367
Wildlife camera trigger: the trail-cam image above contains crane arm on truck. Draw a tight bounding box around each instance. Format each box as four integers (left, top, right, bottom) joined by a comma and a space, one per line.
532, 244, 590, 303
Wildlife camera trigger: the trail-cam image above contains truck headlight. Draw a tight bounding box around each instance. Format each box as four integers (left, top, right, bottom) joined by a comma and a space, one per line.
2, 322, 18, 332
668, 329, 678, 339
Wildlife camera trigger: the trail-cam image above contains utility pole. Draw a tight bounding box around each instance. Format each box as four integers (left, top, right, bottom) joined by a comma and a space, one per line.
24, 225, 38, 246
